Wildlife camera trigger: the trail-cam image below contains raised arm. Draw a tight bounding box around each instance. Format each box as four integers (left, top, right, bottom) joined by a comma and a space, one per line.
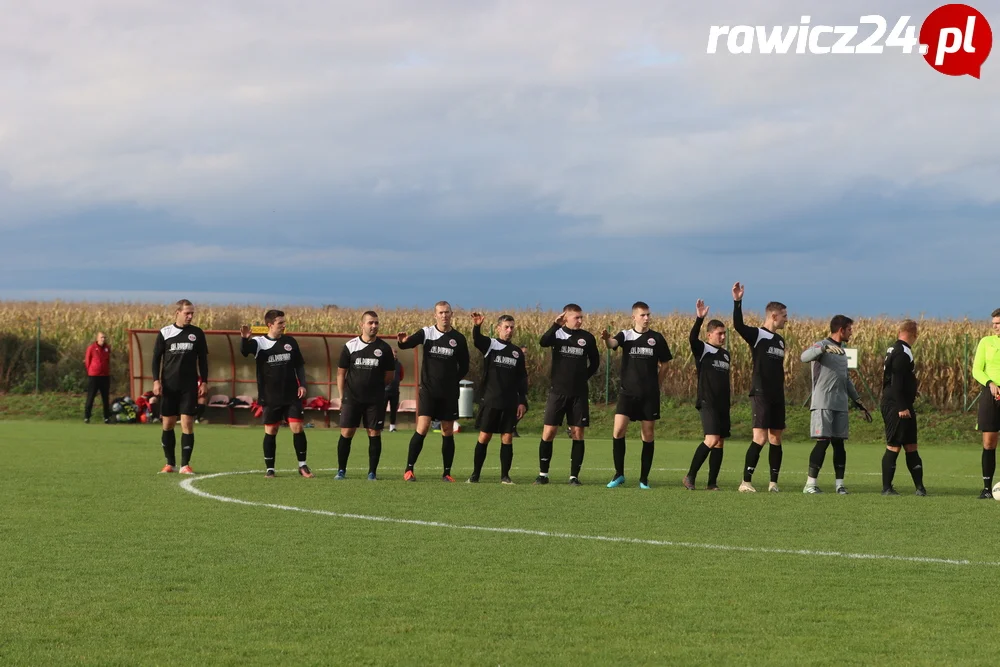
472, 323, 491, 355
397, 328, 425, 350
239, 326, 257, 357
539, 322, 561, 348
689, 316, 705, 360
732, 282, 758, 345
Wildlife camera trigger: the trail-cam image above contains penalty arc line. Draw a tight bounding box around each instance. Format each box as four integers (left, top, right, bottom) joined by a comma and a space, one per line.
179, 470, 999, 568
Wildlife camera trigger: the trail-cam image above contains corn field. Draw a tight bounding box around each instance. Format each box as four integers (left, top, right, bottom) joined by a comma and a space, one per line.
0, 301, 990, 409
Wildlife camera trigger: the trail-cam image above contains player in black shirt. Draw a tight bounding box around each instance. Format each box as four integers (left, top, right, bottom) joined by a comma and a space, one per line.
398, 301, 470, 482
732, 282, 788, 493
601, 301, 672, 489
240, 309, 312, 479
535, 304, 600, 485
880, 320, 926, 496
152, 299, 208, 474
468, 313, 528, 484
683, 300, 731, 490
336, 311, 396, 480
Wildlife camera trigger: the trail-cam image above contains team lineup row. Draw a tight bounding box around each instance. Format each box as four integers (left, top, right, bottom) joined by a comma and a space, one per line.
148, 285, 1000, 498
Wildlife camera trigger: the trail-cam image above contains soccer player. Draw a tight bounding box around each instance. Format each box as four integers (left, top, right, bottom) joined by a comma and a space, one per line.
468, 313, 528, 484
240, 310, 312, 478
152, 299, 208, 474
801, 315, 872, 494
683, 300, 730, 491
880, 320, 925, 496
601, 301, 672, 489
972, 308, 1000, 498
535, 304, 600, 485
732, 282, 787, 493
398, 301, 470, 482
337, 311, 396, 480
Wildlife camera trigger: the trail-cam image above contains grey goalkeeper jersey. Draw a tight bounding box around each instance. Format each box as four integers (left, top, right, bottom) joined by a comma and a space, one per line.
801, 338, 860, 411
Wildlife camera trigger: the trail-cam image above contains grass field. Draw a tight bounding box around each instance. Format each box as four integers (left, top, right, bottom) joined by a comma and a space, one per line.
3, 420, 999, 666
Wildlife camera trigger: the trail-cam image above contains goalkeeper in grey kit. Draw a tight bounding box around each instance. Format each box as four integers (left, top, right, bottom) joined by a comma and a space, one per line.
801, 315, 872, 495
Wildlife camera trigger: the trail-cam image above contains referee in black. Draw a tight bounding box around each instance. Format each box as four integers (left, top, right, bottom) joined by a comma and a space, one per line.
880, 320, 926, 496
152, 299, 208, 475
468, 313, 528, 484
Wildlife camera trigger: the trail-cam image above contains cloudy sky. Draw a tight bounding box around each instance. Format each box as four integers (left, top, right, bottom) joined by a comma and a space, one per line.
1, 0, 997, 317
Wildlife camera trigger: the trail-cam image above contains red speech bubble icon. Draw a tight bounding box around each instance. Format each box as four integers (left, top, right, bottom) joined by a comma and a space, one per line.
920, 4, 992, 78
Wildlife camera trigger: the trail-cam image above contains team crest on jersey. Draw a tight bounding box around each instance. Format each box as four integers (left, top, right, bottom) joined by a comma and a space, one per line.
188, 334, 196, 342
284, 344, 292, 351
577, 339, 586, 346
512, 350, 519, 358
374, 348, 383, 357
647, 338, 655, 346
449, 339, 457, 347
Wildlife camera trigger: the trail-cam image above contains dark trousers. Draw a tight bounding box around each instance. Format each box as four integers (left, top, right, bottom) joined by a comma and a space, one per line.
85, 376, 111, 421
386, 392, 399, 424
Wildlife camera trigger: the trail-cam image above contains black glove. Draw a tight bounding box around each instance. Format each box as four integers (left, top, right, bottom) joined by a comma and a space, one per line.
853, 400, 872, 423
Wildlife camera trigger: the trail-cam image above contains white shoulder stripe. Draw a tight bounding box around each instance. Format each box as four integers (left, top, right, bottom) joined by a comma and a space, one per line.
423, 325, 444, 341
161, 324, 182, 339
622, 329, 640, 342
484, 338, 507, 358
699, 343, 719, 362
346, 337, 368, 354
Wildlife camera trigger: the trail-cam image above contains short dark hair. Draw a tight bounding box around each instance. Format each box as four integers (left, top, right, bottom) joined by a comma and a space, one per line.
830, 315, 854, 333
264, 309, 285, 326
899, 320, 918, 336
632, 301, 649, 312
497, 314, 515, 325
992, 308, 1000, 319
765, 301, 786, 315
174, 299, 193, 311
707, 319, 725, 333
434, 301, 451, 310
563, 303, 582, 313
362, 310, 378, 321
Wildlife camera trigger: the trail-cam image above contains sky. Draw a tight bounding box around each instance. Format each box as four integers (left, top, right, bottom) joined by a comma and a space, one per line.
0, 0, 998, 318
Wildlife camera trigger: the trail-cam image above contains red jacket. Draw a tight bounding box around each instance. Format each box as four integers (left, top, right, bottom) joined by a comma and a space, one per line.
85, 342, 111, 377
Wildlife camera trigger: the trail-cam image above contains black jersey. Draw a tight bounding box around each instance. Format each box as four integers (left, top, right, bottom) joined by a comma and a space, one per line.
881, 339, 918, 411
689, 317, 731, 409
240, 335, 305, 406
152, 324, 208, 391
339, 336, 395, 404
539, 324, 600, 397
733, 300, 785, 400
397, 326, 469, 399
613, 329, 672, 397
473, 325, 528, 408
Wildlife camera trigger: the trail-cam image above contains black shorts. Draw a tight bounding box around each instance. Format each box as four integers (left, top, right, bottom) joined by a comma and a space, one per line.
751, 395, 786, 430
882, 403, 917, 445
262, 401, 304, 426
340, 400, 387, 430
699, 404, 731, 438
543, 393, 590, 428
417, 387, 459, 421
160, 386, 198, 417
615, 393, 660, 422
978, 388, 1000, 433
476, 405, 519, 434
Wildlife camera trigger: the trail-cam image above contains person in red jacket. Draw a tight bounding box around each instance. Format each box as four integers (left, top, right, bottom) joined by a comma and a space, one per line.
84, 332, 112, 424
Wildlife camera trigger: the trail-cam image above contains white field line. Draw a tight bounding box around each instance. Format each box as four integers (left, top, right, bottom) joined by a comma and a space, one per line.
179, 470, 999, 567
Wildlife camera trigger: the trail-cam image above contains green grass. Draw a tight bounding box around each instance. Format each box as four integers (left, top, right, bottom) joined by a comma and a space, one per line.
1, 420, 998, 666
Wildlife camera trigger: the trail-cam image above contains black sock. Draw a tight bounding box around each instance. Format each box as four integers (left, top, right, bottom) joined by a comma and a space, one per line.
195, 404, 206, 420
442, 435, 455, 476
768, 444, 782, 483
473, 441, 488, 477
263, 433, 277, 469
539, 439, 553, 474
743, 441, 764, 482
337, 435, 352, 471
882, 449, 900, 490
293, 431, 307, 464
368, 435, 381, 475
180, 433, 194, 466
161, 429, 176, 467
571, 439, 584, 478
640, 441, 654, 484
707, 447, 723, 486
500, 444, 513, 478
905, 450, 924, 489
612, 437, 626, 477
832, 439, 846, 480
808, 439, 830, 478
687, 443, 710, 480
983, 448, 996, 489
406, 432, 426, 472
